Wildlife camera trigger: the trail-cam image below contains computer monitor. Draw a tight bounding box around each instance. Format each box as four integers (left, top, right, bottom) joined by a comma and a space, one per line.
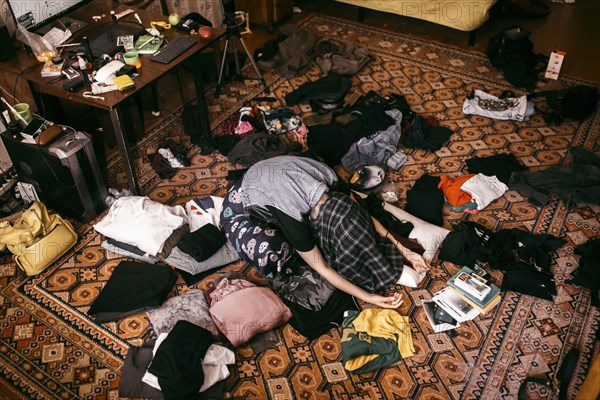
5, 0, 92, 34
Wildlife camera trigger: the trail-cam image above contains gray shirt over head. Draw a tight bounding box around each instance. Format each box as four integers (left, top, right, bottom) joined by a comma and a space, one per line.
240, 156, 338, 222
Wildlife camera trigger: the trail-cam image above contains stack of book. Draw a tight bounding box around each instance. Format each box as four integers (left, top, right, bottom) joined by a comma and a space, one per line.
448, 266, 502, 314
425, 265, 502, 332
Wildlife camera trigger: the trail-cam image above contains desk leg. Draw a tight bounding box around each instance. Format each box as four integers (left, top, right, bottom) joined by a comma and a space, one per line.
192, 52, 212, 138
109, 106, 139, 195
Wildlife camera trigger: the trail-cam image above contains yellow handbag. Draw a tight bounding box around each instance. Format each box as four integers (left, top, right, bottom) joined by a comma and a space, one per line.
0, 201, 77, 276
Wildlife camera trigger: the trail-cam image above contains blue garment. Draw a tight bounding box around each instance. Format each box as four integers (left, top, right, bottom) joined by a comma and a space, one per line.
341, 109, 402, 173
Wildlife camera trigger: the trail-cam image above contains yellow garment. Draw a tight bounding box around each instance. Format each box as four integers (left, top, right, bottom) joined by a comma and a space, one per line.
113, 75, 135, 92
345, 354, 379, 372
576, 354, 599, 400
351, 308, 415, 359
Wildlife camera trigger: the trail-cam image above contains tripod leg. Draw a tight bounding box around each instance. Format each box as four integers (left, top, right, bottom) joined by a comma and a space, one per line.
229, 38, 242, 79
238, 36, 268, 92
215, 38, 230, 97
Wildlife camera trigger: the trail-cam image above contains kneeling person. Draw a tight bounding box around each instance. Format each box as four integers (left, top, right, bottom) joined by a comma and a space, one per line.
220, 156, 430, 309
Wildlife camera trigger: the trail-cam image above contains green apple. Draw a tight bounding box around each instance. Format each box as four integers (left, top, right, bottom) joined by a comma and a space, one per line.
168, 13, 181, 25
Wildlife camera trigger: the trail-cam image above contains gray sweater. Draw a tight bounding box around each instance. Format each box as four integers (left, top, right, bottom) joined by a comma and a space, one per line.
240, 156, 338, 222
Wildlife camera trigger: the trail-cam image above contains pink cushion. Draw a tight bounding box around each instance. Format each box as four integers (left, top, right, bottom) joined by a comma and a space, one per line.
209, 286, 291, 347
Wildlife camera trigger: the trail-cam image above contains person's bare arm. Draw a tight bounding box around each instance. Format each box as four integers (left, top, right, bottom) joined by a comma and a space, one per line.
371, 217, 431, 274
297, 246, 403, 309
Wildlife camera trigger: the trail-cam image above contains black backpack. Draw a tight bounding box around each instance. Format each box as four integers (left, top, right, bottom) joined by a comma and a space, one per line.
529, 85, 598, 125
487, 26, 543, 89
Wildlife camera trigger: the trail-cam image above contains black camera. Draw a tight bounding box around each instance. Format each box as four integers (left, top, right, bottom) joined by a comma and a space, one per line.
223, 12, 245, 30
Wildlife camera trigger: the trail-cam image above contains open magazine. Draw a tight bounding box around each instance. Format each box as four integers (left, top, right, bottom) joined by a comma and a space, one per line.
422, 300, 460, 333
432, 288, 480, 323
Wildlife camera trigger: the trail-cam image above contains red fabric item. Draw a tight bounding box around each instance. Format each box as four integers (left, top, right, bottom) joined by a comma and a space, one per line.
438, 174, 476, 206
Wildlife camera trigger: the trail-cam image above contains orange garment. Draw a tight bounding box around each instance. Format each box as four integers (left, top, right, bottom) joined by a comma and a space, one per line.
438, 174, 476, 207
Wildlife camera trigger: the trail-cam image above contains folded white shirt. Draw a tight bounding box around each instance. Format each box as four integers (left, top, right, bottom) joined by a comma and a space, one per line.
460, 173, 508, 210
94, 196, 187, 256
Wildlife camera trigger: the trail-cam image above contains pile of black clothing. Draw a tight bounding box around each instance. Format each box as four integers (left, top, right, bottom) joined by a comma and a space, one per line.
228, 133, 302, 167
404, 175, 445, 227
466, 152, 525, 184
508, 147, 600, 208
192, 135, 240, 156
147, 321, 213, 399
306, 104, 395, 166
119, 338, 225, 400
439, 221, 566, 300
284, 290, 358, 340
568, 238, 600, 307
87, 261, 178, 323
285, 72, 351, 109
401, 115, 453, 152
269, 259, 359, 340
178, 224, 226, 263
299, 90, 415, 167
350, 91, 451, 152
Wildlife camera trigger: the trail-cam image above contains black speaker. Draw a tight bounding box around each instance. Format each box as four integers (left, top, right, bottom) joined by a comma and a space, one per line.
1, 129, 108, 222
0, 25, 17, 61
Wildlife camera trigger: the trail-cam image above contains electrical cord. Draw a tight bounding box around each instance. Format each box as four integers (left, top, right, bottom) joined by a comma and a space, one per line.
0, 84, 19, 103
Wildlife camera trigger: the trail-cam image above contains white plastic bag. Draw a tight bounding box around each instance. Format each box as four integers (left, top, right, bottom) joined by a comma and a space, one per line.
15, 24, 56, 62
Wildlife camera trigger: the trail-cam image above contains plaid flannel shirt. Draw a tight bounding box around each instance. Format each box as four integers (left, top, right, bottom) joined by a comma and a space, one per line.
311, 192, 404, 293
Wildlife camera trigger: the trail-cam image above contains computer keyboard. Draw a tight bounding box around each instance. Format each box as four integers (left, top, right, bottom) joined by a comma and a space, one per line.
150, 36, 198, 64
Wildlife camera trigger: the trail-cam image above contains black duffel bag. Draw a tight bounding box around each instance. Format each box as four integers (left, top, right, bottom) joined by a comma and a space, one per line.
529, 85, 598, 125
487, 25, 545, 89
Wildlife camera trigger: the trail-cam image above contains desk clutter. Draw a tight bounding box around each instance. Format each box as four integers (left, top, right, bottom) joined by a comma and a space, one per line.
12, 8, 216, 97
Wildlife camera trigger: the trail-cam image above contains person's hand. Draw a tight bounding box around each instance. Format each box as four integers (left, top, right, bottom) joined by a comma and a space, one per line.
404, 252, 431, 274
366, 292, 403, 309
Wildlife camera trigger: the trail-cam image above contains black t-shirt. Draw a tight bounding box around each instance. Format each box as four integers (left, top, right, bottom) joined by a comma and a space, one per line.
246, 204, 315, 252
267, 178, 351, 252
268, 206, 315, 252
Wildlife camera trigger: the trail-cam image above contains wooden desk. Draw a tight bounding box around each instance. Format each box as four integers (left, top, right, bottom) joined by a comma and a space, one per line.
0, 0, 224, 194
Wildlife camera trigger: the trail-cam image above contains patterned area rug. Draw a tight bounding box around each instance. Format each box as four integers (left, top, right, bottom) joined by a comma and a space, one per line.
1, 14, 599, 400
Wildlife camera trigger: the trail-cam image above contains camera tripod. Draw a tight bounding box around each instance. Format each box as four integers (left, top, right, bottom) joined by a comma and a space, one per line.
215, 13, 267, 96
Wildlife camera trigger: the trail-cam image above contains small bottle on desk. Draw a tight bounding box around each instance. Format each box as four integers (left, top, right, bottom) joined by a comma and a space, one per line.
78, 56, 92, 90
82, 36, 94, 63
